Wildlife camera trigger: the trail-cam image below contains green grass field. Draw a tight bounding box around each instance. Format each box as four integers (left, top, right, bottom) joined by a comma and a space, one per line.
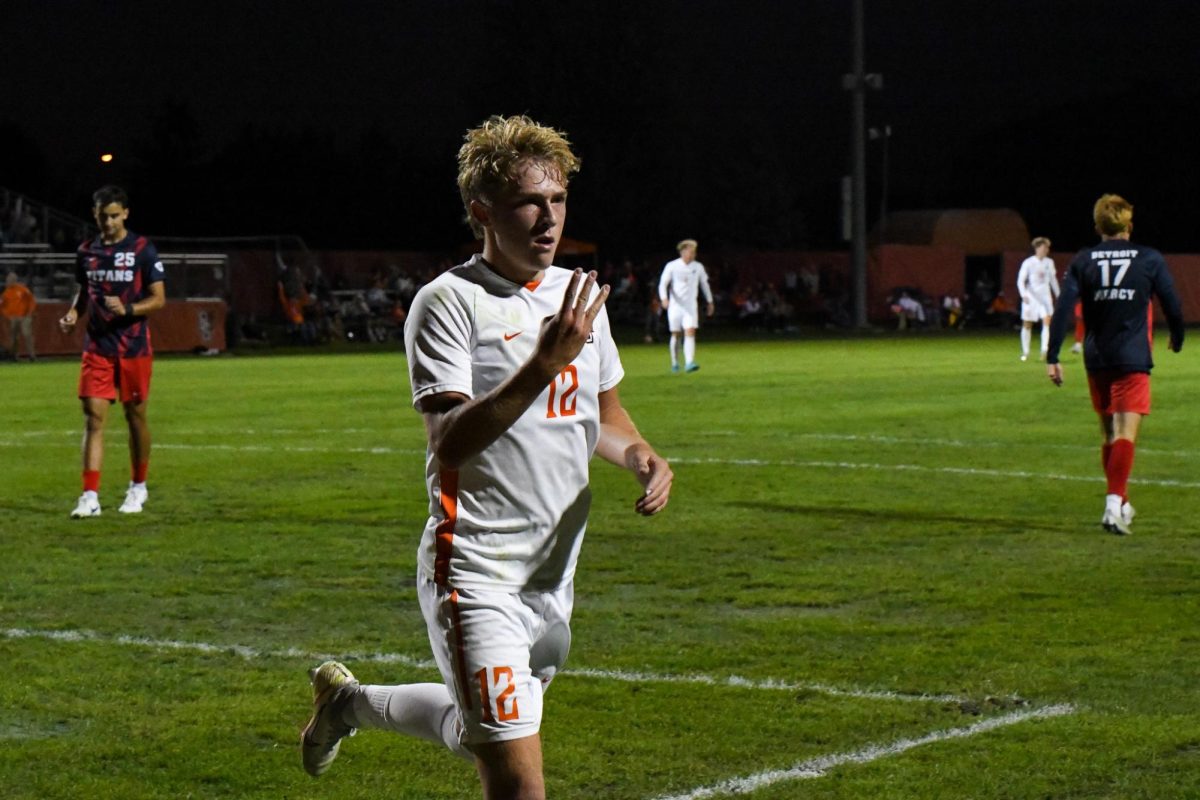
2, 332, 1198, 799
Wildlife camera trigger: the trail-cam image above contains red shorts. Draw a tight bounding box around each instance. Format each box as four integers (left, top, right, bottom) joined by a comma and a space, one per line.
1088, 370, 1150, 416
79, 351, 153, 404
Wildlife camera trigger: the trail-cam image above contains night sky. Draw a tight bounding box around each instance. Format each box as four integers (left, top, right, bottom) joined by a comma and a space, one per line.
4, 0, 1199, 253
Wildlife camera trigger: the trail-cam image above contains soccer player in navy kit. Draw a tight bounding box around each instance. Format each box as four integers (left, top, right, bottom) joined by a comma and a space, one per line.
59, 186, 166, 517
1046, 194, 1185, 535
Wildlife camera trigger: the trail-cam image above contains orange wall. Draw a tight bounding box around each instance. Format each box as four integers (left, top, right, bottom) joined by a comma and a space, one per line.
29, 300, 227, 356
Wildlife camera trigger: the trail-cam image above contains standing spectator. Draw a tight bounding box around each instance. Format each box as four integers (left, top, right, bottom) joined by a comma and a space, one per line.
1017, 236, 1060, 361
297, 114, 672, 800
658, 238, 714, 373
1, 271, 37, 361
59, 185, 166, 517
1046, 194, 1185, 535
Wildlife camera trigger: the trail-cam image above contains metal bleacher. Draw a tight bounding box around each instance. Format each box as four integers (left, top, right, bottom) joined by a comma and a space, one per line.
0, 248, 230, 302
2, 187, 230, 301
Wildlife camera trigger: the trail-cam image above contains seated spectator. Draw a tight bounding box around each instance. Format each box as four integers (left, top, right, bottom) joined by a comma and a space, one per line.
942, 294, 966, 329
889, 287, 927, 330
985, 290, 1019, 329
739, 290, 765, 329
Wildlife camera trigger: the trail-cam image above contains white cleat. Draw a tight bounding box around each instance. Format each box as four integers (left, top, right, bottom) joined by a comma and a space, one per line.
118, 483, 148, 514
1020, 354, 1029, 362
301, 661, 359, 777
1101, 495, 1134, 536
70, 493, 101, 518
1070, 342, 1083, 355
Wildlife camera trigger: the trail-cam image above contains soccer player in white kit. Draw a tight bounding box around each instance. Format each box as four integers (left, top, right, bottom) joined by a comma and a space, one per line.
299, 115, 674, 800
1017, 236, 1060, 361
658, 239, 714, 373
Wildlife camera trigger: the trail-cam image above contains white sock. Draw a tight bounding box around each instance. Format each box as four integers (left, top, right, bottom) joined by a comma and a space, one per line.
669, 334, 679, 367
83, 490, 99, 501
1020, 327, 1031, 356
349, 683, 473, 762
684, 335, 696, 365
1040, 324, 1050, 354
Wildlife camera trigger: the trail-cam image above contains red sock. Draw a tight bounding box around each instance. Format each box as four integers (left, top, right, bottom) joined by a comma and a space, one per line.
83, 470, 101, 492
1074, 319, 1085, 344
1106, 439, 1135, 500
132, 461, 149, 484
1101, 442, 1113, 471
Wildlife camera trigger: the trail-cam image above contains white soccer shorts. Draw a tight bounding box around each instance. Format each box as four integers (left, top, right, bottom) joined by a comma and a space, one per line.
1021, 297, 1054, 322
418, 574, 573, 745
666, 303, 699, 332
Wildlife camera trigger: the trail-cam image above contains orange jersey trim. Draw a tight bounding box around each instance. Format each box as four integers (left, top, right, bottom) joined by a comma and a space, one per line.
524, 279, 542, 291
434, 468, 458, 586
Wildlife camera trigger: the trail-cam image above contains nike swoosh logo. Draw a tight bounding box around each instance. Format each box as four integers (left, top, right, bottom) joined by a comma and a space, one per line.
503, 331, 523, 341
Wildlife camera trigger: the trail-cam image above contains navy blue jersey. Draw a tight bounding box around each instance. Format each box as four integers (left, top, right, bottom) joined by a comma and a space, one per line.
74, 231, 165, 358
1047, 240, 1184, 372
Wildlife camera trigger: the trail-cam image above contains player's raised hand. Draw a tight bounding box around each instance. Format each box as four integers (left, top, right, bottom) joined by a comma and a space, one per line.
535, 269, 609, 373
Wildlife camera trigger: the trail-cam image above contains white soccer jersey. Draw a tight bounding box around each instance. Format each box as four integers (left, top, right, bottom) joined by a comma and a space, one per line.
658, 258, 714, 313
1017, 256, 1060, 314
405, 256, 625, 593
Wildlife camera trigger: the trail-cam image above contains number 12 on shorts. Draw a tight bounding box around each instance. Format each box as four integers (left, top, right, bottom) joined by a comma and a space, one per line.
475, 666, 520, 722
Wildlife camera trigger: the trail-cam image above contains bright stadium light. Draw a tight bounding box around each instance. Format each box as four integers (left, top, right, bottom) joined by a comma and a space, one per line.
100, 153, 114, 163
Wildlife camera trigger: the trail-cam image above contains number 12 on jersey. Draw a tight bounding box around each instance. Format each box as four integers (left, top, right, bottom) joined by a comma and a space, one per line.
546, 365, 579, 419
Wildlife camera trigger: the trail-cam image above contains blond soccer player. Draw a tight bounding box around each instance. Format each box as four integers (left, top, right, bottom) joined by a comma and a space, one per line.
658, 239, 714, 373
1017, 236, 1060, 361
299, 115, 673, 800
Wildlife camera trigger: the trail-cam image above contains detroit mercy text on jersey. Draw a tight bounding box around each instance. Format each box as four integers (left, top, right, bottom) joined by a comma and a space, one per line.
405, 256, 625, 593
75, 231, 165, 357
1048, 241, 1184, 371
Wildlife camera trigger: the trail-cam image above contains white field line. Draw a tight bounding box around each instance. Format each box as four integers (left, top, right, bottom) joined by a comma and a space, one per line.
649, 703, 1076, 800
1, 627, 968, 704
2, 437, 1193, 488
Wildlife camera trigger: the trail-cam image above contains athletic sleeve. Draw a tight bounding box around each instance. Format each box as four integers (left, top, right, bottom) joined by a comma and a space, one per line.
1046, 257, 1082, 364
1049, 263, 1060, 300
74, 245, 87, 288
596, 304, 625, 392
405, 281, 475, 409
1016, 259, 1030, 299
658, 264, 672, 303
141, 240, 166, 286
1151, 254, 1186, 350
697, 263, 714, 304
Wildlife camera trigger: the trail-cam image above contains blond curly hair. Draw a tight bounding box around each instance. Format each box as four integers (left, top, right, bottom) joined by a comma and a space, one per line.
457, 115, 581, 238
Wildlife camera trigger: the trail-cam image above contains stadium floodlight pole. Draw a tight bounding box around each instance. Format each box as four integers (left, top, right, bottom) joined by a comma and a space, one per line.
842, 0, 881, 328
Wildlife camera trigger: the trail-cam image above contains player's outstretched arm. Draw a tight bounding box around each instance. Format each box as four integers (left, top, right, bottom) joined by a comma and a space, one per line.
596, 387, 673, 516
424, 270, 610, 469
